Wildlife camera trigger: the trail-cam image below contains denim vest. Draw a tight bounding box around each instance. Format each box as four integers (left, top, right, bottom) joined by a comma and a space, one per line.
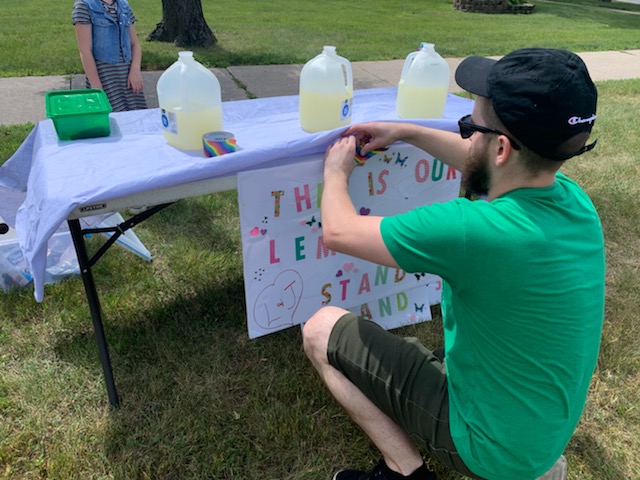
83, 0, 133, 64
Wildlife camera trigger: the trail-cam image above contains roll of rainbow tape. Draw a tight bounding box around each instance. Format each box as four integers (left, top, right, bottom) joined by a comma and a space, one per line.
354, 145, 388, 165
203, 131, 237, 157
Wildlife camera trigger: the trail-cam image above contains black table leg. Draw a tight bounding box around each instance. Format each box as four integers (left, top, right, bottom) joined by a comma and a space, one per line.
67, 218, 120, 407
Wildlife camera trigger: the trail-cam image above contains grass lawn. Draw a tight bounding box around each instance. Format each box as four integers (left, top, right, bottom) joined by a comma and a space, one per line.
0, 0, 639, 76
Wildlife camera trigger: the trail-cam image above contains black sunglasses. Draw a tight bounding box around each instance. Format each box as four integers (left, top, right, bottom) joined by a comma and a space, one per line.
458, 114, 521, 150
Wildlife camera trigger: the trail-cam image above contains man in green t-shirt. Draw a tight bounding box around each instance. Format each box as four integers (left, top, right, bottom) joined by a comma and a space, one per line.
302, 48, 605, 480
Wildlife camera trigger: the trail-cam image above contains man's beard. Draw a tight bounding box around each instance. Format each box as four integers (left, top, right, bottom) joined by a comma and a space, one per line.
462, 143, 491, 197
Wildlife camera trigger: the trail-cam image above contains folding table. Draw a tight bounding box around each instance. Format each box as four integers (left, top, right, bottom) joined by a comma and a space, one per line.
1, 88, 472, 406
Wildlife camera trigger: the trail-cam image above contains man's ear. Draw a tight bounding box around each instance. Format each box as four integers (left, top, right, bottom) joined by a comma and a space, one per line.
495, 135, 515, 167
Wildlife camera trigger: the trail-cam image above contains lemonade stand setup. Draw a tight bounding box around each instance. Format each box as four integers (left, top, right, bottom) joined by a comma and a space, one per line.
0, 47, 473, 405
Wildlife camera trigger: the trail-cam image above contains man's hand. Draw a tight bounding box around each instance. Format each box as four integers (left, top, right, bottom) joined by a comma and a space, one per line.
345, 121, 469, 172
324, 135, 359, 179
343, 122, 402, 156
321, 132, 398, 268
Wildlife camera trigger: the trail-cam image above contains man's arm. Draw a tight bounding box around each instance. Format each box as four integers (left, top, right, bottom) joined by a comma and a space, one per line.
321, 136, 398, 268
343, 121, 469, 172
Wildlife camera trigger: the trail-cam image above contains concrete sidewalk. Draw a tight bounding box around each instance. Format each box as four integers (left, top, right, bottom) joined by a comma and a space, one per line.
1, 50, 639, 126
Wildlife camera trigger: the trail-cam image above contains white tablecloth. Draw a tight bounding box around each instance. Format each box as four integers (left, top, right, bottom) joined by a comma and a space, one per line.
0, 87, 473, 301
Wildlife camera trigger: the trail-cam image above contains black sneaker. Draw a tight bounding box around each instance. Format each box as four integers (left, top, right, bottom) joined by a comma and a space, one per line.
431, 347, 445, 363
333, 460, 437, 480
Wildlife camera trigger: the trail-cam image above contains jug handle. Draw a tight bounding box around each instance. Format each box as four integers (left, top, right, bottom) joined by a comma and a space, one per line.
400, 51, 418, 79
179, 62, 189, 108
341, 59, 353, 89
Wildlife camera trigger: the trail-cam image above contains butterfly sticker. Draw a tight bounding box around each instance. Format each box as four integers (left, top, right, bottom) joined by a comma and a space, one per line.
395, 152, 408, 167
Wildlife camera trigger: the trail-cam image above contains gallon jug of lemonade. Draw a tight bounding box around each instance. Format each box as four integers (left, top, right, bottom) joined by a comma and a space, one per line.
396, 43, 450, 119
157, 51, 222, 150
299, 46, 353, 133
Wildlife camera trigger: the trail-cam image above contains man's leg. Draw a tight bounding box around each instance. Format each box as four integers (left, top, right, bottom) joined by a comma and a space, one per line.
303, 306, 424, 476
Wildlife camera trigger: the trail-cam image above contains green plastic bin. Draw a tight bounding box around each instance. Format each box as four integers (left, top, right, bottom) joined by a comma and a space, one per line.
45, 89, 113, 140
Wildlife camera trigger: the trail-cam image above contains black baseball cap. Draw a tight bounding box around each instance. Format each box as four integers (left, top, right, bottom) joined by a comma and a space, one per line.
455, 48, 598, 161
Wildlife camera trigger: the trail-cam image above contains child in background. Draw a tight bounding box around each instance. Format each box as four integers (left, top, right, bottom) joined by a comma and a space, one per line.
72, 0, 147, 111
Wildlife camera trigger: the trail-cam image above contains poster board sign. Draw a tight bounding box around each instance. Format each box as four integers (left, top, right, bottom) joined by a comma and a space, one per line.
237, 144, 460, 338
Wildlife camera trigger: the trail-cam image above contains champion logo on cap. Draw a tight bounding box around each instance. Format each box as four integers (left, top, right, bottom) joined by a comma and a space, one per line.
568, 114, 597, 126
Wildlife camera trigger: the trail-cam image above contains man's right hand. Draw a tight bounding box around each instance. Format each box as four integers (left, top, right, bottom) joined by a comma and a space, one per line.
345, 121, 469, 173
342, 122, 403, 156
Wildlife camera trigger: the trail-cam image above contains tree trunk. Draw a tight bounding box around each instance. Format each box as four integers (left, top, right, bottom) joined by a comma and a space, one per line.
147, 0, 217, 47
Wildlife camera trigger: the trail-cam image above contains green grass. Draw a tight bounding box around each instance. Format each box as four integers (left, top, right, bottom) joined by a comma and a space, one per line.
1, 79, 639, 479
0, 0, 639, 76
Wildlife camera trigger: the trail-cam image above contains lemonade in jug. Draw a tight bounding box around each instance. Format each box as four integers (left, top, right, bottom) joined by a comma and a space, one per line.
157, 51, 223, 150
396, 43, 450, 119
299, 46, 353, 133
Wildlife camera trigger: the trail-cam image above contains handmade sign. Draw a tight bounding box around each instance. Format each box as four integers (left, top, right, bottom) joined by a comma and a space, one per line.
237, 143, 461, 338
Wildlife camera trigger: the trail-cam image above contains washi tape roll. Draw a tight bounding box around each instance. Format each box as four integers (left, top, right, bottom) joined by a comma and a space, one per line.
354, 145, 388, 165
203, 131, 237, 157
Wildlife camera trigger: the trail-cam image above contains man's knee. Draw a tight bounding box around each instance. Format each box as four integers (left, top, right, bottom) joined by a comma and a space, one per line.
302, 306, 349, 362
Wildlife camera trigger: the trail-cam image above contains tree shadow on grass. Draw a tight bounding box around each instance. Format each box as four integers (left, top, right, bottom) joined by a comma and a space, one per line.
52, 275, 451, 479
54, 271, 371, 479
50, 192, 453, 479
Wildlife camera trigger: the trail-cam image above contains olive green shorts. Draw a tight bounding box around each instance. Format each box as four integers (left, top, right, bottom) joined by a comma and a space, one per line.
327, 313, 481, 479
